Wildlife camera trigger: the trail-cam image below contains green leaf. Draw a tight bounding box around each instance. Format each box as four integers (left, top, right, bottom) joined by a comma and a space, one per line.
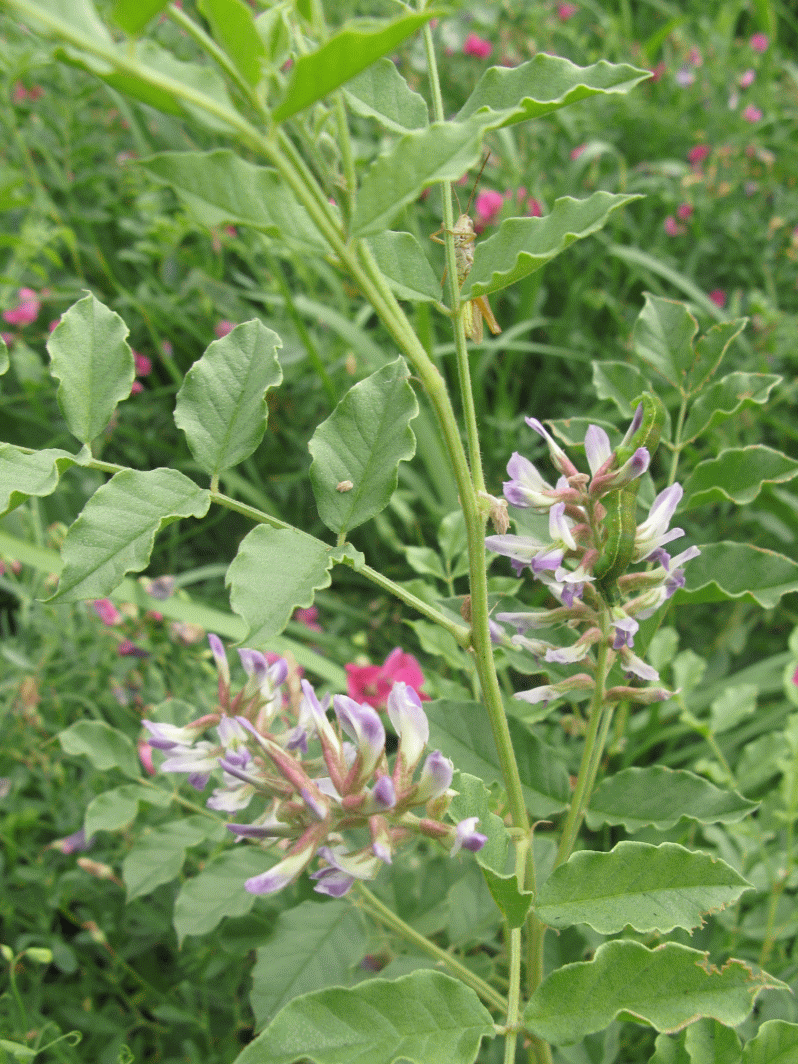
227, 525, 334, 644
251, 901, 367, 1030
16, 0, 113, 43
140, 150, 327, 251
535, 842, 752, 934
425, 701, 570, 817
449, 773, 532, 929
631, 294, 699, 390
709, 684, 758, 735
59, 720, 141, 780
366, 230, 441, 302
112, 0, 167, 33
353, 113, 498, 236
742, 1020, 798, 1064
47, 293, 134, 446
173, 848, 271, 944
52, 468, 211, 602
123, 817, 225, 901
688, 318, 748, 393
683, 542, 798, 609
0, 445, 85, 517
175, 320, 282, 478
272, 12, 437, 122
237, 970, 495, 1064
197, 0, 266, 86
85, 783, 171, 836
0, 335, 8, 375
682, 1019, 743, 1064
682, 447, 798, 509
523, 940, 785, 1046
461, 193, 641, 299
458, 55, 651, 126
309, 358, 417, 535
592, 361, 648, 412
343, 57, 428, 133
586, 767, 758, 832
682, 372, 781, 444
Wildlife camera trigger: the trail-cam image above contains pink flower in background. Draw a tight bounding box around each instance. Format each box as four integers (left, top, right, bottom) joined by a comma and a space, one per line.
346, 648, 428, 710
687, 47, 702, 66
527, 197, 542, 217
557, 3, 578, 19
1, 332, 13, 346
133, 351, 153, 377
463, 33, 492, 59
749, 33, 769, 53
649, 61, 666, 82
675, 68, 695, 87
708, 289, 727, 308
138, 739, 156, 776
677, 203, 694, 220
687, 144, 710, 165
792, 664, 798, 686
570, 144, 587, 161
475, 189, 504, 227
664, 215, 683, 236
131, 380, 144, 395
215, 320, 234, 338
293, 605, 322, 633
742, 104, 762, 122
3, 288, 40, 327
92, 599, 122, 626
739, 69, 755, 88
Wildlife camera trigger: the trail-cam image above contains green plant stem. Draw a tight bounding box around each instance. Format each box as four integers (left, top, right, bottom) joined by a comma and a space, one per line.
356, 884, 507, 1015
668, 392, 688, 487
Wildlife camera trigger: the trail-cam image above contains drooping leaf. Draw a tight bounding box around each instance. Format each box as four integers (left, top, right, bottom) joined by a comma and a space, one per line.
226, 525, 334, 645
51, 469, 211, 602
272, 12, 437, 122
173, 847, 274, 944
197, 0, 267, 87
250, 901, 367, 1030
631, 294, 699, 390
742, 1020, 798, 1064
586, 767, 758, 832
688, 318, 748, 392
59, 720, 141, 780
0, 445, 86, 517
174, 320, 283, 478
309, 358, 417, 535
84, 783, 172, 836
343, 57, 429, 132
449, 772, 532, 928
140, 150, 327, 251
683, 542, 798, 609
112, 0, 167, 34
458, 55, 650, 127
366, 230, 440, 302
535, 842, 752, 934
461, 193, 640, 299
47, 293, 134, 446
523, 940, 786, 1046
682, 372, 781, 444
682, 446, 798, 509
236, 970, 495, 1064
123, 817, 226, 901
352, 112, 499, 236
425, 701, 570, 817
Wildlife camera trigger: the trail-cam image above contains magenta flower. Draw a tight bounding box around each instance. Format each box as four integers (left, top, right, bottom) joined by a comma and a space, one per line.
749, 33, 769, 53
570, 144, 587, 161
664, 215, 683, 236
92, 599, 122, 626
475, 189, 504, 227
742, 104, 763, 122
687, 144, 710, 165
739, 69, 755, 88
214, 319, 234, 338
527, 197, 542, 217
557, 3, 578, 20
677, 203, 693, 220
463, 33, 492, 59
133, 350, 152, 376
346, 648, 427, 709
709, 289, 727, 308
3, 288, 40, 327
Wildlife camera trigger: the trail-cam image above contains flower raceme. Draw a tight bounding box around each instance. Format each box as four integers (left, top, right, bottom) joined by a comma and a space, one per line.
143, 640, 485, 898
486, 401, 699, 707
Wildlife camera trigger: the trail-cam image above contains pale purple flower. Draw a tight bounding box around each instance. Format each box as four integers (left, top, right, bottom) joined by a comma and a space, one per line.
584, 424, 612, 475
739, 69, 755, 88
371, 775, 396, 810
503, 452, 556, 510
525, 417, 579, 478
387, 682, 429, 773
450, 817, 487, 856
749, 33, 769, 53
675, 68, 695, 87
619, 647, 660, 682
333, 695, 385, 780
208, 633, 230, 688
245, 846, 316, 895
414, 750, 454, 802
611, 607, 639, 650
742, 104, 762, 123
633, 484, 685, 561
310, 844, 385, 897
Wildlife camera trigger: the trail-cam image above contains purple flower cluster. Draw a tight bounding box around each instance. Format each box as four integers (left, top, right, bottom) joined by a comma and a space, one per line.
143, 637, 486, 898
486, 410, 699, 707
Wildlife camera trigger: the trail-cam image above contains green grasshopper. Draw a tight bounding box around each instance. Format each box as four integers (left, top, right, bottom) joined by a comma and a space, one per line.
594, 392, 665, 605
430, 155, 502, 344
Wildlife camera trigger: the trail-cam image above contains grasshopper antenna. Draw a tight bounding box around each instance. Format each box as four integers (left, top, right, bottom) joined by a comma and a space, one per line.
465, 151, 491, 217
